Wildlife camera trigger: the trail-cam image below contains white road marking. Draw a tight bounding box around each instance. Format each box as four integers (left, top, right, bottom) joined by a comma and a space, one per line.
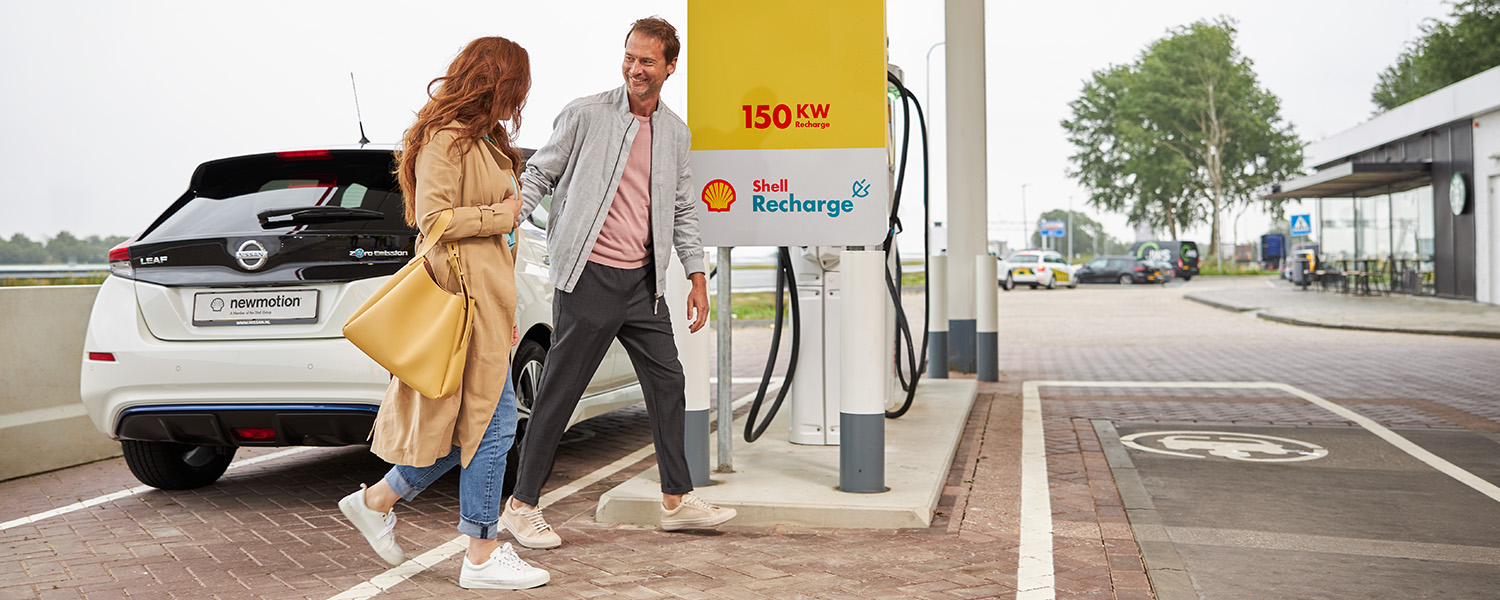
327, 386, 775, 600
1018, 379, 1500, 600
1018, 382, 1055, 600
0, 447, 313, 532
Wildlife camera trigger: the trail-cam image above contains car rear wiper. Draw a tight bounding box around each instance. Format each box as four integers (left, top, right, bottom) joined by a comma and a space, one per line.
257, 206, 385, 228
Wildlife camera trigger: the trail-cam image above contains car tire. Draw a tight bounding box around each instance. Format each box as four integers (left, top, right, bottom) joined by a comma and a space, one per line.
505, 339, 547, 498
121, 440, 236, 490
1001, 273, 1014, 291
1181, 275, 1192, 281
1118, 274, 1133, 285
1045, 275, 1056, 290
1029, 283, 1039, 289
1069, 275, 1078, 289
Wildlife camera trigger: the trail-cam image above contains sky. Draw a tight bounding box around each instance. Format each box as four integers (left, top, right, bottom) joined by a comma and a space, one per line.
0, 0, 1450, 258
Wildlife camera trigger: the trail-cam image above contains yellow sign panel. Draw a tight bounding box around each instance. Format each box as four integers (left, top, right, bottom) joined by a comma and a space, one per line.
688, 1, 887, 151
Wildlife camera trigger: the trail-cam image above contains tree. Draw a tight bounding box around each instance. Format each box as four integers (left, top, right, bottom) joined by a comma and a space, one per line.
0, 234, 48, 264
1372, 0, 1500, 112
1062, 17, 1303, 266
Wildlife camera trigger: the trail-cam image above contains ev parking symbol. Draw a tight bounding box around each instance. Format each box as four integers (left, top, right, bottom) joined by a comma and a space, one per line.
1121, 431, 1328, 462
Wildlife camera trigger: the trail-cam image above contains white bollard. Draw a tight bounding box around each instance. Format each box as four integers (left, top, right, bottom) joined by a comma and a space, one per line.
839, 249, 888, 493
927, 254, 948, 379
975, 254, 998, 382
668, 254, 712, 486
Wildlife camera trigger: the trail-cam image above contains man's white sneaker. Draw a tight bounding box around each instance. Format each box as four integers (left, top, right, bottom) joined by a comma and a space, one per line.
338, 485, 405, 566
500, 499, 562, 549
660, 493, 737, 531
459, 542, 550, 590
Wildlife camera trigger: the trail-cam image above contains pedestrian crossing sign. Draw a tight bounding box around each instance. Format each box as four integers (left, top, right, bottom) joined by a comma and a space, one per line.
1290, 214, 1312, 236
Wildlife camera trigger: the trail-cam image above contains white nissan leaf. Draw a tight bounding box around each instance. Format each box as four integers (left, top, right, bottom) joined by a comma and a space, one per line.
80, 147, 643, 490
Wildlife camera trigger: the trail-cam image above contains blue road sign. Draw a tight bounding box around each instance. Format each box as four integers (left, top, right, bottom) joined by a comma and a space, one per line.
1040, 220, 1065, 237
1290, 214, 1312, 236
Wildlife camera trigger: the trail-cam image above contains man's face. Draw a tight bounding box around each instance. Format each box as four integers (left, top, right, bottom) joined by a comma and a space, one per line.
622, 32, 675, 102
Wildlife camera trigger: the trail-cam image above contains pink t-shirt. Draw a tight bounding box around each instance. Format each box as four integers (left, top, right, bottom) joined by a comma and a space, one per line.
588, 114, 653, 269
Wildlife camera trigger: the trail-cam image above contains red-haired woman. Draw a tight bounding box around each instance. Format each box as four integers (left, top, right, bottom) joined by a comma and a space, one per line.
337, 36, 547, 590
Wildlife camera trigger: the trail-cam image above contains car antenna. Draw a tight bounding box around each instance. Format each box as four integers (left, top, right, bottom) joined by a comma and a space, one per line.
350, 72, 371, 146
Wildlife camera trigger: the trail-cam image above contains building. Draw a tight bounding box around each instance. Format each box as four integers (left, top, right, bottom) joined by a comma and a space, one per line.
1266, 66, 1499, 305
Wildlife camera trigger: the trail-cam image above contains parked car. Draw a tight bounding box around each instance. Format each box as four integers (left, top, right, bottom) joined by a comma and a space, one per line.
1128, 240, 1200, 280
1075, 256, 1166, 284
1002, 249, 1076, 289
80, 147, 644, 490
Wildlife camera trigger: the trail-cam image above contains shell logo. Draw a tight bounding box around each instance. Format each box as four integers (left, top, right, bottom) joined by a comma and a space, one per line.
701, 179, 736, 212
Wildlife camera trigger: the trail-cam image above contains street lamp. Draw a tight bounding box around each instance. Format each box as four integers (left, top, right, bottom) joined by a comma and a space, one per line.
925, 41, 945, 122
1020, 183, 1030, 249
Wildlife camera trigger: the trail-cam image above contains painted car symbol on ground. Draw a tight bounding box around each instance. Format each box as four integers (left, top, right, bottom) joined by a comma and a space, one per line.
1120, 431, 1328, 462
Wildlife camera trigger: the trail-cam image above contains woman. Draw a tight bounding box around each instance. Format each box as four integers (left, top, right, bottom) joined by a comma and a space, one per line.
337, 36, 546, 591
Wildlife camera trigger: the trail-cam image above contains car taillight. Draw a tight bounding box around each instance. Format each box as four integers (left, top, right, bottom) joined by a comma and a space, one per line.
1134, 265, 1146, 272
87, 352, 115, 362
108, 242, 133, 279
1037, 266, 1047, 272
233, 427, 277, 442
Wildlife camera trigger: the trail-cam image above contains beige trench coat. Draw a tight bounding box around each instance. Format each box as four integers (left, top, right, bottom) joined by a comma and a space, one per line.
370, 123, 519, 469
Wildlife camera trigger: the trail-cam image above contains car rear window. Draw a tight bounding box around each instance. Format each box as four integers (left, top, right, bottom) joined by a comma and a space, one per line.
140, 151, 409, 242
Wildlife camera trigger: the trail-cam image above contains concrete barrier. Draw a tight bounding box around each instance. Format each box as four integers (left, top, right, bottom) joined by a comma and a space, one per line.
0, 285, 120, 481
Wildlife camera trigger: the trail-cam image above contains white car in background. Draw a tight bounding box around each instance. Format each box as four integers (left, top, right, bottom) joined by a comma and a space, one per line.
80, 147, 642, 491
1002, 249, 1077, 289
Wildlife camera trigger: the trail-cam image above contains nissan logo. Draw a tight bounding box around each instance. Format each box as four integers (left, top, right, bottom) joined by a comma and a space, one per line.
235, 240, 269, 270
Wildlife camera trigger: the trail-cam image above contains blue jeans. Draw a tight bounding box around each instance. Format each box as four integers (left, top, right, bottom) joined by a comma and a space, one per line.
383, 377, 517, 539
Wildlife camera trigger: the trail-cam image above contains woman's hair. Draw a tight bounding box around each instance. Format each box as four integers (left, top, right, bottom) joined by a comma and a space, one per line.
396, 36, 530, 225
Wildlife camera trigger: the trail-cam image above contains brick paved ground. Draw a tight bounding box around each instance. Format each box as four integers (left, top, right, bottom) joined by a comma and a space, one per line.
4, 277, 1498, 599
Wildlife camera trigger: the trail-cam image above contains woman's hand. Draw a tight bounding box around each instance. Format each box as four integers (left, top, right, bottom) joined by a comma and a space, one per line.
512, 325, 519, 346
498, 188, 521, 230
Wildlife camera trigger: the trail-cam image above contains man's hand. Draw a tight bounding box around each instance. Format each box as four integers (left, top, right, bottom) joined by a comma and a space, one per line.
687, 272, 709, 333
512, 324, 520, 346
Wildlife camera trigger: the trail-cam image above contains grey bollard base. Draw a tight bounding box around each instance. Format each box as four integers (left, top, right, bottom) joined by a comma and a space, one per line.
928, 331, 949, 378
685, 408, 711, 487
838, 412, 887, 493
948, 319, 976, 372
977, 331, 998, 382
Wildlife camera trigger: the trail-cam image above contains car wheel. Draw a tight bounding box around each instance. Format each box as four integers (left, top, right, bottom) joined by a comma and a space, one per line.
1029, 283, 1039, 289
505, 339, 547, 498
1001, 273, 1014, 291
121, 440, 236, 490
1181, 275, 1192, 281
1045, 274, 1056, 289
1118, 274, 1133, 285
1069, 275, 1078, 289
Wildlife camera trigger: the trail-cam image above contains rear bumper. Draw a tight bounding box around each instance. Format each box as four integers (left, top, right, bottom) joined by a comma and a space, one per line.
116, 403, 378, 447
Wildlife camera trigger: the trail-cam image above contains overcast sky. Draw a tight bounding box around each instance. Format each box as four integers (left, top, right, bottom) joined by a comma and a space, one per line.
0, 0, 1448, 255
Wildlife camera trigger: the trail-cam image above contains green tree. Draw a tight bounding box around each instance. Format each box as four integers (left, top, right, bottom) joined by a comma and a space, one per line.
46, 231, 88, 264
1062, 17, 1302, 266
0, 234, 48, 264
1372, 0, 1500, 112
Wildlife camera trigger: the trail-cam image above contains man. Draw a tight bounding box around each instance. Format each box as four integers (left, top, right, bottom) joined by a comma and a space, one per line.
502, 17, 736, 549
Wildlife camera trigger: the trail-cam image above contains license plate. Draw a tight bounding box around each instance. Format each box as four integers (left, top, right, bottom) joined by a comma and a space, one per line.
192, 289, 319, 326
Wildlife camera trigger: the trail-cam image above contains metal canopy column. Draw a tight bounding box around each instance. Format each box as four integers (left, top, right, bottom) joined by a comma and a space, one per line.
944, 0, 987, 372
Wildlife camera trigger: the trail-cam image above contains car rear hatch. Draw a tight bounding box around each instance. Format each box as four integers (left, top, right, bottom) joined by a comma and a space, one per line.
119, 149, 416, 341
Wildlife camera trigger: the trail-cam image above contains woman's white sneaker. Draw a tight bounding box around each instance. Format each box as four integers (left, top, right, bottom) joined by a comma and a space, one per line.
660, 493, 737, 531
338, 485, 405, 566
460, 542, 550, 590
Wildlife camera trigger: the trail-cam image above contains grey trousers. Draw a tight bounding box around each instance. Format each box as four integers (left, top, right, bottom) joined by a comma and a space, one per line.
511, 261, 693, 506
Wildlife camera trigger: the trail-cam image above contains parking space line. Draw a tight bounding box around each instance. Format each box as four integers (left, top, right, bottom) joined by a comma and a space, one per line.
1018, 382, 1055, 600
0, 446, 313, 533
1020, 379, 1500, 600
326, 386, 774, 600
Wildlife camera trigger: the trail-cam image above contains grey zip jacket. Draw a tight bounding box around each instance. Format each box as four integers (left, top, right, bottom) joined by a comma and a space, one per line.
519, 85, 706, 296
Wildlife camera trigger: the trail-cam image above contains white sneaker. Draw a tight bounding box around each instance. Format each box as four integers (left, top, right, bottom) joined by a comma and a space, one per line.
500, 499, 562, 549
338, 485, 405, 566
460, 542, 550, 590
660, 493, 737, 531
